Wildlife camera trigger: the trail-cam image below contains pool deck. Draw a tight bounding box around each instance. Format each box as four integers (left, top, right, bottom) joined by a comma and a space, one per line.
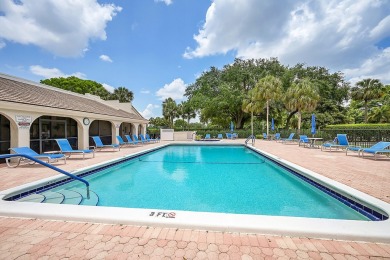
0, 139, 389, 259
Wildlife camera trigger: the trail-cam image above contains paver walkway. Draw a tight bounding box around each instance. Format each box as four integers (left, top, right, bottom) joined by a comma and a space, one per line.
0, 139, 389, 259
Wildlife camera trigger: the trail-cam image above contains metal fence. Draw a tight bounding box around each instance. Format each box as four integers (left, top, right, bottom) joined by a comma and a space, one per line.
191, 128, 390, 148
276, 129, 390, 148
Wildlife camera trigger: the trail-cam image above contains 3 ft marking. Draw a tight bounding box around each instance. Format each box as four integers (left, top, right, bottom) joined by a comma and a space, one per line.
149, 212, 176, 218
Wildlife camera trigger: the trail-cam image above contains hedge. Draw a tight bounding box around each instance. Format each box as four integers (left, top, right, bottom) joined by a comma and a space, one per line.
325, 124, 390, 130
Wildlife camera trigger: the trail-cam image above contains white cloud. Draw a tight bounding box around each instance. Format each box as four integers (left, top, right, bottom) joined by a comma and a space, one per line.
184, 0, 390, 83
141, 104, 160, 119
30, 65, 85, 79
343, 47, 390, 85
0, 41, 5, 49
154, 0, 173, 6
102, 83, 115, 93
140, 89, 151, 94
156, 78, 186, 100
99, 54, 113, 63
0, 0, 121, 57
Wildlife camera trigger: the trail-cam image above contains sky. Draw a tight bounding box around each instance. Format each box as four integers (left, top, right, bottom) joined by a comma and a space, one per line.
0, 0, 390, 120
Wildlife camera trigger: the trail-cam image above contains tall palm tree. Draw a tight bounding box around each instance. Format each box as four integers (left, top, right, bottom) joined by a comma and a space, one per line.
181, 101, 196, 128
111, 87, 134, 102
242, 88, 264, 137
162, 98, 177, 128
351, 79, 385, 123
285, 78, 320, 132
255, 75, 283, 136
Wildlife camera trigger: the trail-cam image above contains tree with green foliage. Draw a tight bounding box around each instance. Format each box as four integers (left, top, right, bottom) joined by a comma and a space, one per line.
282, 65, 349, 128
41, 76, 134, 102
174, 119, 187, 129
149, 117, 169, 128
180, 101, 196, 127
162, 98, 177, 128
255, 75, 283, 135
110, 87, 134, 102
41, 76, 112, 99
285, 78, 320, 131
242, 88, 265, 137
351, 79, 385, 123
185, 58, 286, 129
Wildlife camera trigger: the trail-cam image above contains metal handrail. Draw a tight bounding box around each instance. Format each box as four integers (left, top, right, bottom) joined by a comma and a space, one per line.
0, 154, 90, 199
245, 135, 255, 146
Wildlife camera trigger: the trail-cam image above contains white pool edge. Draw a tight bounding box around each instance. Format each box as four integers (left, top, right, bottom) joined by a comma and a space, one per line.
1, 143, 390, 243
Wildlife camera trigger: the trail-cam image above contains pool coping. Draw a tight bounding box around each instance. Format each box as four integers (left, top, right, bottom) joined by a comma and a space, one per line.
0, 142, 390, 242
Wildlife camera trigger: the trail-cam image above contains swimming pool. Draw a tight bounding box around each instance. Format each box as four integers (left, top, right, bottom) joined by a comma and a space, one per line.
46, 145, 367, 220
1, 143, 390, 242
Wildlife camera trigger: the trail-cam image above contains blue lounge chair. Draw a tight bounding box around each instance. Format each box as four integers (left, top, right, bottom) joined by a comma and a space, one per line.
56, 139, 95, 159
274, 133, 281, 141
146, 134, 159, 143
298, 135, 310, 147
359, 142, 390, 160
217, 134, 223, 139
133, 134, 145, 144
125, 134, 138, 145
92, 136, 120, 151
262, 133, 268, 140
6, 147, 66, 167
140, 134, 150, 143
232, 133, 238, 139
117, 135, 134, 147
205, 134, 211, 139
281, 133, 295, 144
226, 133, 232, 139
321, 134, 356, 151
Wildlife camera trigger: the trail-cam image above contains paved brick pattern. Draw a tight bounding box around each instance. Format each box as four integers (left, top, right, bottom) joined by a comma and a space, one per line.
1, 217, 390, 259
0, 139, 390, 259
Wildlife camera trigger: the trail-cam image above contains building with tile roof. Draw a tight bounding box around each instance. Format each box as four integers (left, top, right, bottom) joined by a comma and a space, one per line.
0, 73, 148, 155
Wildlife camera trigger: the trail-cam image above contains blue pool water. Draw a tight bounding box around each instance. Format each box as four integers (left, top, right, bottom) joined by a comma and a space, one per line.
53, 145, 368, 220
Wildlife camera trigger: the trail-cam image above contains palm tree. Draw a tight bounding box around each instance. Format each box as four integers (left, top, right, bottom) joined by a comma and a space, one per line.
242, 88, 264, 137
255, 75, 283, 136
351, 79, 385, 123
162, 98, 177, 128
368, 105, 390, 123
285, 78, 320, 132
111, 87, 134, 102
180, 101, 196, 128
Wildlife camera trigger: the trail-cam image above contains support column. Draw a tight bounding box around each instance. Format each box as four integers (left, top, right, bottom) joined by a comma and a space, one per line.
112, 121, 121, 144
133, 123, 139, 137
78, 122, 90, 149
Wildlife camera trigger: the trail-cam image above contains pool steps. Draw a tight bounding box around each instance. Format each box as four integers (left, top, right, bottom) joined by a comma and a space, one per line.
17, 189, 99, 206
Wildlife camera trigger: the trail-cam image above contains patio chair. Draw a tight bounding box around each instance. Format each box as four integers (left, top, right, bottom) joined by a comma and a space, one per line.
125, 135, 138, 145
232, 133, 238, 139
298, 135, 310, 147
117, 135, 134, 147
281, 133, 295, 144
133, 134, 146, 144
360, 142, 390, 160
139, 134, 150, 143
274, 133, 281, 141
6, 147, 66, 168
321, 134, 356, 152
226, 133, 232, 139
205, 134, 211, 139
91, 136, 120, 151
217, 134, 223, 139
56, 139, 95, 159
262, 133, 268, 140
146, 134, 159, 143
